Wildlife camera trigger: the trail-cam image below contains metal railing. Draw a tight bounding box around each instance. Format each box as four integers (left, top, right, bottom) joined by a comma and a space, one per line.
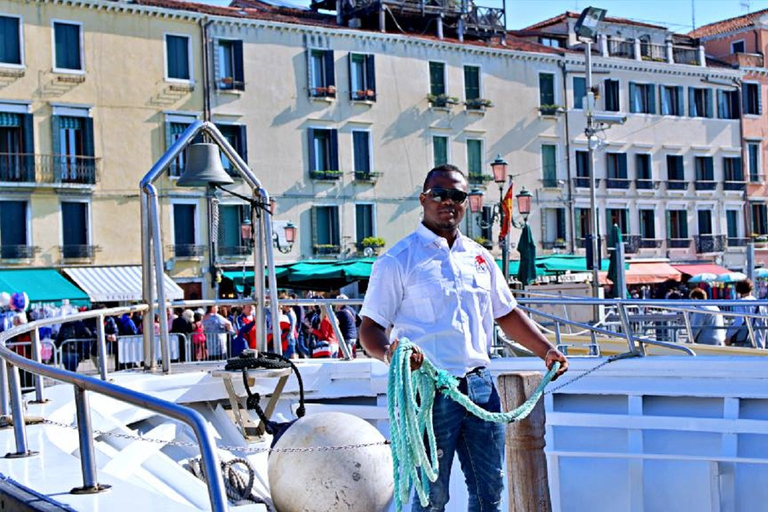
60, 244, 97, 259
0, 245, 36, 259
0, 153, 98, 186
695, 234, 726, 254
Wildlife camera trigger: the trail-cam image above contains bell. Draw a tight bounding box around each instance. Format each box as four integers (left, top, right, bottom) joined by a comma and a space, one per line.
176, 143, 235, 187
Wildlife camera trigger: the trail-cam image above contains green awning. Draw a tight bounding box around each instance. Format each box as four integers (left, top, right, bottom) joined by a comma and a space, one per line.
223, 258, 376, 292
498, 255, 614, 277
0, 269, 90, 307
222, 267, 291, 283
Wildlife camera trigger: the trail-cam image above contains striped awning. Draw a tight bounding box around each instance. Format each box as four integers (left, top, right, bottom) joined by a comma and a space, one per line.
62, 265, 183, 303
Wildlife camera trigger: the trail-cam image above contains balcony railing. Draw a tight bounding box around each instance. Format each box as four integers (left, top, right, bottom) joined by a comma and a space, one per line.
728, 237, 749, 247
0, 245, 36, 259
606, 177, 631, 189
170, 244, 205, 258
666, 180, 688, 191
672, 47, 699, 66
0, 153, 98, 186
640, 42, 666, 61
465, 5, 505, 31
640, 238, 663, 249
310, 85, 336, 99
60, 245, 96, 260
694, 234, 726, 254
608, 40, 634, 58
667, 238, 691, 249
635, 179, 659, 190
351, 89, 377, 101
574, 177, 601, 189
542, 240, 568, 250
724, 180, 746, 191
310, 170, 342, 181
694, 180, 717, 191
313, 244, 341, 256
218, 245, 251, 257
354, 171, 383, 182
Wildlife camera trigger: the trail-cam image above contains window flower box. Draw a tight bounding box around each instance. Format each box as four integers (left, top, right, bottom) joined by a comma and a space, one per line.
311, 85, 336, 99
354, 170, 383, 182
313, 244, 341, 255
427, 93, 460, 108
539, 104, 565, 116
310, 170, 342, 181
465, 98, 494, 111
352, 89, 377, 101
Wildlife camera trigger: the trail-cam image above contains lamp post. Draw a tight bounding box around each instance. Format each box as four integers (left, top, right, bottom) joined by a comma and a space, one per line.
242, 216, 297, 255
468, 157, 533, 282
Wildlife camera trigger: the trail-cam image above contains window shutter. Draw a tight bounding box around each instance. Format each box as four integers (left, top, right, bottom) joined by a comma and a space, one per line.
758, 84, 763, 115
675, 86, 683, 115
237, 124, 248, 164
329, 129, 339, 170
557, 208, 566, 239
688, 87, 696, 116
665, 211, 672, 240
735, 157, 743, 181
310, 206, 319, 247
307, 128, 316, 172
306, 49, 315, 95
82, 117, 94, 157
629, 82, 638, 113
706, 157, 714, 179
647, 85, 656, 114
429, 62, 445, 96
324, 50, 335, 87
742, 84, 749, 114
366, 54, 375, 92
348, 53, 354, 99
619, 153, 628, 179
681, 214, 688, 238
233, 41, 244, 86
21, 114, 34, 177
659, 86, 668, 115
717, 89, 724, 118
733, 89, 741, 118
705, 89, 713, 118
51, 115, 61, 157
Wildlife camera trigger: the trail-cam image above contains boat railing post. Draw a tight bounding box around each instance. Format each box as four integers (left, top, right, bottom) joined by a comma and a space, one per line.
618, 301, 643, 355
95, 313, 108, 381
5, 362, 34, 458
0, 359, 10, 417
323, 303, 351, 360
71, 385, 110, 494
30, 327, 45, 403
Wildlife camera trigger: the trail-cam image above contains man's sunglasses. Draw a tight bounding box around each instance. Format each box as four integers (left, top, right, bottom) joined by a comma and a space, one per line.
422, 187, 468, 204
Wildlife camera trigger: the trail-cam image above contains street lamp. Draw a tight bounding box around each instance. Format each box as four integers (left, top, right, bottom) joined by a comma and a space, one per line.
241, 216, 296, 254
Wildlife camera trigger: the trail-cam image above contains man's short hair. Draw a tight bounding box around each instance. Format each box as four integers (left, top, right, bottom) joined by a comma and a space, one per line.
423, 164, 466, 191
736, 278, 754, 296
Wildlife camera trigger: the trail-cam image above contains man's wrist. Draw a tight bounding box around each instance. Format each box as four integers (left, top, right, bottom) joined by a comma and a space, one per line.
382, 344, 392, 365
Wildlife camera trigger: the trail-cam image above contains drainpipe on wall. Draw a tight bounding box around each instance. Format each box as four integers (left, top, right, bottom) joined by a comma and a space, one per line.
559, 59, 576, 254
200, 18, 213, 122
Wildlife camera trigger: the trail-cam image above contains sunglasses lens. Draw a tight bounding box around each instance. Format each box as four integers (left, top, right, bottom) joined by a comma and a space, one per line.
428, 188, 467, 203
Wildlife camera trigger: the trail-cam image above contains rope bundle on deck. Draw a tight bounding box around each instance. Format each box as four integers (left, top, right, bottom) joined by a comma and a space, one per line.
387, 338, 559, 511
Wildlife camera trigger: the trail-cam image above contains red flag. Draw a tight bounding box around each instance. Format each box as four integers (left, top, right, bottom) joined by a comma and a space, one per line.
499, 182, 514, 241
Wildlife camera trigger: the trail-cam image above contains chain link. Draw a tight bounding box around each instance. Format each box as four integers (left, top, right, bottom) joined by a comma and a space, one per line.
544, 355, 628, 395
41, 419, 389, 453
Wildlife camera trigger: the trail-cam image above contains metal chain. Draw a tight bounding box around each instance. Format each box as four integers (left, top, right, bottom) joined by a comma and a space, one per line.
41, 419, 388, 453
544, 355, 627, 395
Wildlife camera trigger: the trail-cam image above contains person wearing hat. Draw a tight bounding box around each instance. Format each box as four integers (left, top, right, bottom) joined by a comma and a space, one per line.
334, 294, 358, 357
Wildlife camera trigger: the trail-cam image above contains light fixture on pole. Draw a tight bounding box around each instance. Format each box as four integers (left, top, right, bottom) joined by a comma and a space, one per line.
241, 215, 296, 254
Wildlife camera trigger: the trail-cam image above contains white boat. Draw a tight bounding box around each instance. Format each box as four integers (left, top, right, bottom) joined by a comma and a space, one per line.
1, 123, 768, 511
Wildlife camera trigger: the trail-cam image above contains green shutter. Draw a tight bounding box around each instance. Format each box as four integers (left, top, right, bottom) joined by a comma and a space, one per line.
329, 129, 339, 171
464, 66, 480, 100
539, 73, 554, 105
366, 54, 376, 92
307, 128, 316, 172
429, 62, 445, 96
324, 50, 335, 87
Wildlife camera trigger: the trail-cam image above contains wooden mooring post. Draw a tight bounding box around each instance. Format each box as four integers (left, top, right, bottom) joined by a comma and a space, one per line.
498, 372, 552, 512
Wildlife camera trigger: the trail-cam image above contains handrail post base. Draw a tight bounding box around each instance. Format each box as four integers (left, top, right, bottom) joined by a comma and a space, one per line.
4, 450, 37, 459
71, 483, 111, 495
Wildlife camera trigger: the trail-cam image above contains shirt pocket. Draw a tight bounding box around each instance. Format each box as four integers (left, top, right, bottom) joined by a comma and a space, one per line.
403, 279, 444, 324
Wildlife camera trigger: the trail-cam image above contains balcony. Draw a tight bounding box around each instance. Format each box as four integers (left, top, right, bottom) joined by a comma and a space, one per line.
666, 180, 688, 191
351, 89, 376, 102
219, 245, 251, 257
723, 180, 746, 191
606, 177, 631, 189
720, 52, 764, 68
0, 245, 36, 260
728, 237, 749, 247
313, 244, 341, 256
170, 244, 205, 258
668, 238, 691, 249
574, 177, 600, 189
608, 40, 634, 58
694, 180, 717, 191
309, 170, 342, 181
640, 238, 663, 249
354, 171, 383, 183
635, 179, 659, 190
60, 244, 96, 260
694, 234, 726, 254
0, 153, 98, 187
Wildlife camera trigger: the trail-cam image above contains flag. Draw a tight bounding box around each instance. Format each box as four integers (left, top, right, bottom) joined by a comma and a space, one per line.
499, 182, 514, 241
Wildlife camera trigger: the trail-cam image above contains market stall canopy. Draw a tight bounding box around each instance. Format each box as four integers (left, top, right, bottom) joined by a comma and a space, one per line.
624, 261, 682, 284
224, 258, 376, 292
0, 269, 90, 307
672, 263, 733, 276
63, 266, 183, 303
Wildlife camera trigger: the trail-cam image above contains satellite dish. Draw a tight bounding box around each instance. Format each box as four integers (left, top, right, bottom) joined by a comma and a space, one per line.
363, 247, 374, 257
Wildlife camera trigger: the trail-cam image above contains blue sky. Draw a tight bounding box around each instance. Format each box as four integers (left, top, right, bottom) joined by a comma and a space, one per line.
201, 0, 768, 32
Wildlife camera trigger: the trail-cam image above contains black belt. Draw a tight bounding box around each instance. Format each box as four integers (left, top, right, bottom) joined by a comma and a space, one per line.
459, 366, 485, 382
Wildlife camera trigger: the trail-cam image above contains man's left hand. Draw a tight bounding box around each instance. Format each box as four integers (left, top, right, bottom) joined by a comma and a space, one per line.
545, 348, 568, 380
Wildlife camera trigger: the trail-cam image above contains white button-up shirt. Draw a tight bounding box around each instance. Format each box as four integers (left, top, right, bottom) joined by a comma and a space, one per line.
360, 224, 516, 377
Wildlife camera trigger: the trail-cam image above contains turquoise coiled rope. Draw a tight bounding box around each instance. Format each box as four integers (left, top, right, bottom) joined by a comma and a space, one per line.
387, 338, 560, 511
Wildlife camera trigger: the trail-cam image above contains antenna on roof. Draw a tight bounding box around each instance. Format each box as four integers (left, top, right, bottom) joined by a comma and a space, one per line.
691, 0, 695, 30
741, 0, 751, 13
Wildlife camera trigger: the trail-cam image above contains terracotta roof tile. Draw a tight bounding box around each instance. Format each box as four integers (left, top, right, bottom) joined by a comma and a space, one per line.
689, 8, 768, 38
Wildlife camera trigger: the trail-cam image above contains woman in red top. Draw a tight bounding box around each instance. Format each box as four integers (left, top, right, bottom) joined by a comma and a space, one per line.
304, 309, 339, 358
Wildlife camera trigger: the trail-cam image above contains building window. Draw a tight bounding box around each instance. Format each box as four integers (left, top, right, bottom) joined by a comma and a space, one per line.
731, 40, 745, 54
539, 37, 563, 48
629, 83, 655, 114
215, 124, 247, 176
0, 15, 22, 66
660, 85, 683, 116
717, 89, 740, 119
697, 209, 713, 235
53, 21, 82, 72
575, 208, 591, 244
752, 203, 768, 236
541, 145, 557, 187
353, 130, 372, 178
748, 143, 761, 182
667, 210, 689, 245
539, 73, 555, 106
543, 208, 566, 245
61, 201, 89, 258
636, 154, 652, 188
743, 82, 761, 116
606, 153, 628, 189
165, 34, 191, 81
604, 79, 620, 112
575, 150, 590, 187
607, 208, 629, 237
464, 65, 480, 102
311, 205, 340, 253
694, 156, 714, 190
0, 200, 29, 259
356, 203, 374, 247
688, 87, 713, 118
216, 40, 244, 91
218, 204, 249, 256
429, 61, 445, 96
308, 128, 339, 178
52, 113, 95, 184
723, 156, 744, 185
640, 209, 656, 240
726, 210, 740, 240
666, 155, 685, 189
480, 206, 493, 241
433, 135, 448, 167
0, 109, 34, 182
308, 49, 335, 98
467, 139, 483, 179
350, 53, 376, 101
573, 76, 586, 110
173, 203, 198, 257
165, 115, 196, 177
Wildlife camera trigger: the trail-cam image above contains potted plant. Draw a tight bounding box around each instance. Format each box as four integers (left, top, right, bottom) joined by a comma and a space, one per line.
465, 98, 494, 110
473, 236, 494, 250
427, 93, 460, 108
326, 85, 337, 95
539, 104, 564, 115
366, 89, 375, 98
361, 236, 386, 249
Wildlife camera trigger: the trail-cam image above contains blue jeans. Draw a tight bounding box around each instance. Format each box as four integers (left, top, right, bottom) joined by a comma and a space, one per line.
413, 368, 505, 512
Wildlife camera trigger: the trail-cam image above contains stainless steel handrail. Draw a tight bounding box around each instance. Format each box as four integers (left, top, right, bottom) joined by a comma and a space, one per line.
0, 306, 228, 511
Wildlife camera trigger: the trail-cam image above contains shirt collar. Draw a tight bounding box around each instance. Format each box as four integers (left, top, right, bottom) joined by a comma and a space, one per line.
416, 223, 466, 249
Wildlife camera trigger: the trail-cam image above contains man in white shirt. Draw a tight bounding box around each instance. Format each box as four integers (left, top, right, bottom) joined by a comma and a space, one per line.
359, 164, 568, 512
